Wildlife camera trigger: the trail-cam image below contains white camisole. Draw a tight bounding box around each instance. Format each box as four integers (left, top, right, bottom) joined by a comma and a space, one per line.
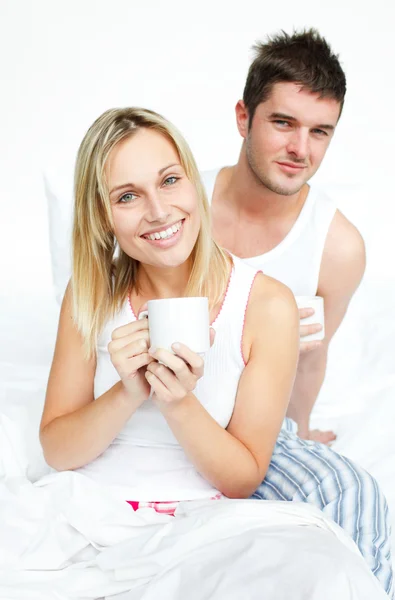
76, 257, 260, 501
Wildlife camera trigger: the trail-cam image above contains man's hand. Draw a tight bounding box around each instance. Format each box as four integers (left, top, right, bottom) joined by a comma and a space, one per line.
299, 307, 323, 354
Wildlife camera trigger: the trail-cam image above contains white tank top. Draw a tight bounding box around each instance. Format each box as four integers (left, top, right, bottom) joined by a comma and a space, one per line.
76, 257, 260, 502
202, 168, 337, 296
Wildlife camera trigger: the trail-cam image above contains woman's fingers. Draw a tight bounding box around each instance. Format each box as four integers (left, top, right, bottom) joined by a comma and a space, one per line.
111, 318, 149, 341
171, 343, 204, 378
151, 345, 203, 382
108, 330, 150, 354
171, 344, 204, 375
110, 338, 154, 375
145, 370, 174, 402
125, 353, 155, 376
146, 362, 187, 400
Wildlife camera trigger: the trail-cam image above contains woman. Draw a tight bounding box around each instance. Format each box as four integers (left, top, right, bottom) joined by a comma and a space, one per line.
38, 108, 389, 598
40, 107, 300, 504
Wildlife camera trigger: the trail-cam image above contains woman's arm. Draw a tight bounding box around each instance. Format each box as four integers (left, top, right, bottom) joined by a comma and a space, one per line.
40, 284, 151, 471
150, 274, 300, 498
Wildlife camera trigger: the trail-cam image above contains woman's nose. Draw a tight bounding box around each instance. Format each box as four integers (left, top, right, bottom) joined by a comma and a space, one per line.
145, 191, 171, 223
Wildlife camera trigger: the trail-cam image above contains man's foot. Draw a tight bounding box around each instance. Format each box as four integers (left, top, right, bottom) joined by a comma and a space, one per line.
307, 429, 337, 445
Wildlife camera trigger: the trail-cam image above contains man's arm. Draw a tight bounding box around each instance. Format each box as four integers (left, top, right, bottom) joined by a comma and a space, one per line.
286, 210, 366, 440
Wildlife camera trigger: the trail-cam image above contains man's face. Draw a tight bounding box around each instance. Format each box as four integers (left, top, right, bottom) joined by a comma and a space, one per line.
242, 82, 341, 196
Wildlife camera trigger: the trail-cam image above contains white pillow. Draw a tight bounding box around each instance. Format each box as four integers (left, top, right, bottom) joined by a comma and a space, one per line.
44, 161, 75, 304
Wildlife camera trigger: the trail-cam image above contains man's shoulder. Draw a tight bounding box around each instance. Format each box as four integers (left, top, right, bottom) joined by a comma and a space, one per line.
319, 209, 366, 296
325, 209, 365, 262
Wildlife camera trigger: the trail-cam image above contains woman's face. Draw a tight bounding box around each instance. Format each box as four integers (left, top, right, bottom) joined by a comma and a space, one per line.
105, 128, 201, 269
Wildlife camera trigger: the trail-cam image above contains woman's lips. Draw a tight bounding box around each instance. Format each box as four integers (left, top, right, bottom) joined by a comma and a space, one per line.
141, 219, 185, 248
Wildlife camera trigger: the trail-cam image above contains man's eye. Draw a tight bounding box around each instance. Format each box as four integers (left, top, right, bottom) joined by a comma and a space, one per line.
274, 120, 290, 127
312, 129, 328, 136
118, 193, 136, 203
163, 176, 179, 186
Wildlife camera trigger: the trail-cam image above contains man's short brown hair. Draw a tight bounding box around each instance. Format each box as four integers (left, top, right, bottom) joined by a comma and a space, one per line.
243, 29, 347, 125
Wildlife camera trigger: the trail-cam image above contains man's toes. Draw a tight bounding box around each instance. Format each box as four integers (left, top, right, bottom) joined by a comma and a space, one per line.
308, 429, 337, 445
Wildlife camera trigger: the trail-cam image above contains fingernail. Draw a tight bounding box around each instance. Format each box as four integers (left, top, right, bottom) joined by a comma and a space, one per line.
149, 346, 157, 355
172, 343, 181, 350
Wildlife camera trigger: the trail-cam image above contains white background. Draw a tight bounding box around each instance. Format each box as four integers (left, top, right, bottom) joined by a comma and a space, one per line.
1, 0, 394, 300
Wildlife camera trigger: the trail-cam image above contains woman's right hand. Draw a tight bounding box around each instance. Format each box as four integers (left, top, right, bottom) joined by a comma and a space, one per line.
108, 318, 154, 402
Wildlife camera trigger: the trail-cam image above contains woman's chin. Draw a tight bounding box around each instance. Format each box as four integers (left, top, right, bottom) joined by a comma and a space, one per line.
139, 247, 193, 270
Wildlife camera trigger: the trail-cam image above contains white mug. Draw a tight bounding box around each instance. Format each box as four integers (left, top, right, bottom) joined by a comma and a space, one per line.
139, 297, 210, 354
295, 296, 325, 342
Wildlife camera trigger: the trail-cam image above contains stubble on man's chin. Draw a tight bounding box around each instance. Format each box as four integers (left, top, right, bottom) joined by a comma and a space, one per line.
249, 160, 303, 197
246, 143, 304, 197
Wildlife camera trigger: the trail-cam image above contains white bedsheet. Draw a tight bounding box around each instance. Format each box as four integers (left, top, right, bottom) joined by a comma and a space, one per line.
0, 471, 388, 599
0, 291, 394, 597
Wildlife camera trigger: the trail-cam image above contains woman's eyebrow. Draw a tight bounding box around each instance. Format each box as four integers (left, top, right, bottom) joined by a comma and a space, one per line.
110, 163, 181, 195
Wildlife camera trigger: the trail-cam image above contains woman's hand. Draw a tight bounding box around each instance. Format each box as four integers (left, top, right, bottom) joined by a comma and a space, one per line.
145, 344, 204, 405
145, 329, 215, 405
108, 318, 154, 402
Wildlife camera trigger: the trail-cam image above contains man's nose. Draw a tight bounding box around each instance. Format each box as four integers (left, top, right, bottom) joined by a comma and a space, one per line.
286, 129, 309, 160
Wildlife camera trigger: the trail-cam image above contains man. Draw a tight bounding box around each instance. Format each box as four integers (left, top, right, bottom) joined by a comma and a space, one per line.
203, 29, 365, 445
201, 30, 393, 597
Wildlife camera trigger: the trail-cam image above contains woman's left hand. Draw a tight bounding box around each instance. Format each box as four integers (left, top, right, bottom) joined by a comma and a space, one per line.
145, 329, 215, 404
145, 343, 204, 404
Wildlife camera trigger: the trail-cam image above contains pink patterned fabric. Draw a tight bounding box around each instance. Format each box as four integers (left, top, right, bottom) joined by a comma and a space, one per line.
127, 493, 223, 516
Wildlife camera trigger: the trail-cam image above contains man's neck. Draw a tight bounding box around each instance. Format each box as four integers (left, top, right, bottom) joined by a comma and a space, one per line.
221, 155, 308, 222
211, 155, 311, 260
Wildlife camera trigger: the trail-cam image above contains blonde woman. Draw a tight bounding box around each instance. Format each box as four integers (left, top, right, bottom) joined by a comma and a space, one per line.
39, 108, 391, 597
40, 107, 299, 504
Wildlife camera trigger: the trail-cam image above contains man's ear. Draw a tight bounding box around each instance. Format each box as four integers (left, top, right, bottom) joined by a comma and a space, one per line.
235, 100, 250, 139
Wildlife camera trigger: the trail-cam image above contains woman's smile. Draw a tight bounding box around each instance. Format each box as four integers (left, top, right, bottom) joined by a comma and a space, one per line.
141, 218, 185, 247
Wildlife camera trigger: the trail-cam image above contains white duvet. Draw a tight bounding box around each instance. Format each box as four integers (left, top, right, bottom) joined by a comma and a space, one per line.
0, 469, 388, 599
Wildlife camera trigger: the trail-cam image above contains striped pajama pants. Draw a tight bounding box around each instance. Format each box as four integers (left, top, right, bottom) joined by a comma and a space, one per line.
251, 418, 393, 598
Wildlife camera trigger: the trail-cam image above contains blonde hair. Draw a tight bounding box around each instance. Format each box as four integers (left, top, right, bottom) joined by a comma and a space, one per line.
72, 107, 230, 357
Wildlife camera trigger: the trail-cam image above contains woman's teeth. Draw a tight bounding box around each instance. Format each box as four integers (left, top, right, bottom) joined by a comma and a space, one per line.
143, 220, 183, 241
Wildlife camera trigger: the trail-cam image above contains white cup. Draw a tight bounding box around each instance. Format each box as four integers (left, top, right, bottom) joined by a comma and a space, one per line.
295, 296, 325, 342
139, 297, 210, 354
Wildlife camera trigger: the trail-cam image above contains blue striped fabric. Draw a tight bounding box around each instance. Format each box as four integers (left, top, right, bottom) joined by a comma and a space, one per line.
251, 419, 393, 598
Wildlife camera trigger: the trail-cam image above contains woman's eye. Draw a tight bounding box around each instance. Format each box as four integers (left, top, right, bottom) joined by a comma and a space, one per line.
118, 192, 136, 204
163, 176, 179, 186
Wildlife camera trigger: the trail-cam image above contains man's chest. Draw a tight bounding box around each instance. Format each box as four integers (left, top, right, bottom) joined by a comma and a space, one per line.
212, 211, 293, 259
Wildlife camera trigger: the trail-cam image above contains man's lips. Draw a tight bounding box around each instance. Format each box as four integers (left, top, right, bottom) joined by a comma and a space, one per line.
276, 161, 307, 171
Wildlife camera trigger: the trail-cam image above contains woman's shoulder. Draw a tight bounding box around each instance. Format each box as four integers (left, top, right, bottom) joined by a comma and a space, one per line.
245, 270, 299, 340
231, 256, 296, 308
251, 271, 296, 306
